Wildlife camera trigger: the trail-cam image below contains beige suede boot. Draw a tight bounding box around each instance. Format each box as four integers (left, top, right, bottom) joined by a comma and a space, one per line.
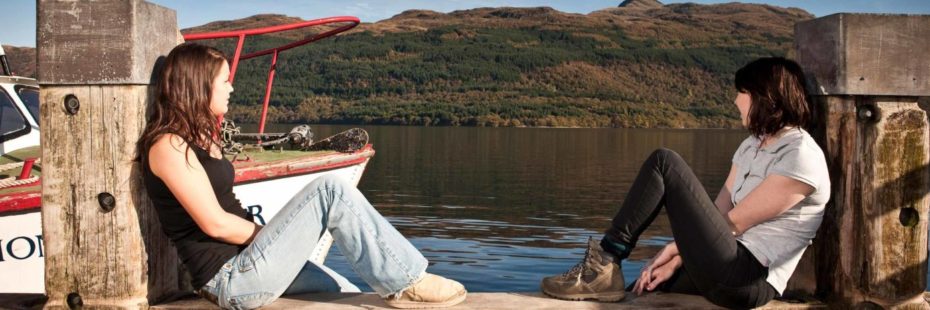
384, 273, 467, 309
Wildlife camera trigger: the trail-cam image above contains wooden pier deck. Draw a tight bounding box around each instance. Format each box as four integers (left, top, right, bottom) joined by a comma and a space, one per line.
22, 291, 930, 309
149, 292, 828, 310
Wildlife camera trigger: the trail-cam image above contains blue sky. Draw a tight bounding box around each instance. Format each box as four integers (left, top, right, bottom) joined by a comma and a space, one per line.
3, 0, 929, 47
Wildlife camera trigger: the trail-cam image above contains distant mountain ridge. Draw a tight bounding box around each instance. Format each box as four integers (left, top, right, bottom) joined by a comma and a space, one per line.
2, 45, 36, 78
178, 1, 811, 49
618, 0, 664, 9
7, 2, 815, 128
185, 3, 811, 127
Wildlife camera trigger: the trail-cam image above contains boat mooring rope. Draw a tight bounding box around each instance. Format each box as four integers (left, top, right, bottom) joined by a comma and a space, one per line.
0, 158, 40, 173
0, 175, 39, 188
0, 158, 41, 189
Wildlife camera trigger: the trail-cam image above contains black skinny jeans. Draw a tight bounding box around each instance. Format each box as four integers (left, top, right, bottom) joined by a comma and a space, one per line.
606, 148, 777, 309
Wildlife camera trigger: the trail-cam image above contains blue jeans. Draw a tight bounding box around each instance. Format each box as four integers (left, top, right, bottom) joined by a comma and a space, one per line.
199, 175, 428, 309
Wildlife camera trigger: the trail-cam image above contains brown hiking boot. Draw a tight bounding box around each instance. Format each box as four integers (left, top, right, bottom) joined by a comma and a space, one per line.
541, 237, 626, 302
384, 273, 467, 309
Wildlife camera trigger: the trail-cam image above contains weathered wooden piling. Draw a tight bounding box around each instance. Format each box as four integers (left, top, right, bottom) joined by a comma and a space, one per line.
38, 0, 180, 308
795, 14, 930, 309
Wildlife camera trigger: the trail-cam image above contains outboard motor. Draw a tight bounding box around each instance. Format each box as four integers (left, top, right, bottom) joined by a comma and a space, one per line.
0, 43, 11, 76
288, 125, 314, 148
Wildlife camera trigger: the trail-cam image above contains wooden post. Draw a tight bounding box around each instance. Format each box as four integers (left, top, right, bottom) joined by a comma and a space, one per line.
38, 0, 180, 308
795, 14, 930, 309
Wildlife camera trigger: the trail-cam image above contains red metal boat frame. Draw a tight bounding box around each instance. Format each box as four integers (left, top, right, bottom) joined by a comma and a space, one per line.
0, 16, 362, 213
183, 16, 360, 136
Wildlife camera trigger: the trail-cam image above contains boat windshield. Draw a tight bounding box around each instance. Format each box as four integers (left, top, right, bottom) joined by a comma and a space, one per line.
0, 88, 28, 142
15, 86, 39, 126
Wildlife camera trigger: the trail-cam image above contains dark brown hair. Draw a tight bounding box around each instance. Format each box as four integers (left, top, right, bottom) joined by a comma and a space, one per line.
136, 43, 227, 163
734, 57, 815, 138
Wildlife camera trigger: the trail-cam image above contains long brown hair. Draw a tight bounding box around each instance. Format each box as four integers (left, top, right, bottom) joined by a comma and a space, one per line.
734, 57, 815, 138
136, 43, 227, 163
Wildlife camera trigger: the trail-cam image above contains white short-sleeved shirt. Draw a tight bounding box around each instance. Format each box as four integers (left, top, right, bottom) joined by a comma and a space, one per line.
730, 128, 830, 295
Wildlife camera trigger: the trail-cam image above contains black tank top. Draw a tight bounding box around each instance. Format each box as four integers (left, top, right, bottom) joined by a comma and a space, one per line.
142, 143, 250, 289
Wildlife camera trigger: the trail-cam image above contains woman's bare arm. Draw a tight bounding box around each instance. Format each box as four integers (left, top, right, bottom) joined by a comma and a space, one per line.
726, 174, 813, 235
149, 134, 260, 245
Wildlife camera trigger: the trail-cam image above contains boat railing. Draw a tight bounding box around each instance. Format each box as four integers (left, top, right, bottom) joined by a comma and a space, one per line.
182, 16, 360, 138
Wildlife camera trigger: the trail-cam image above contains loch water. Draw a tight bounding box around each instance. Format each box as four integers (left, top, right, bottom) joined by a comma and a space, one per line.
254, 124, 750, 292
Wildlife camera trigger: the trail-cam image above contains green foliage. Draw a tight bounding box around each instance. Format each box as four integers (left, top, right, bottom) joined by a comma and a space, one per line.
205, 22, 789, 128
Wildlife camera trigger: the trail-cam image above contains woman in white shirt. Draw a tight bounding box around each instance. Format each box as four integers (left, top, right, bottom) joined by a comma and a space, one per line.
541, 57, 830, 309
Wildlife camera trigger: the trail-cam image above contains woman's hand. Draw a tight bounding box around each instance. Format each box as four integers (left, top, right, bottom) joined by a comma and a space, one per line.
633, 242, 682, 295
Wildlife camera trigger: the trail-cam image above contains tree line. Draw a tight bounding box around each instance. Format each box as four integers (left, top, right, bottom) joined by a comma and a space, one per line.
209, 25, 787, 128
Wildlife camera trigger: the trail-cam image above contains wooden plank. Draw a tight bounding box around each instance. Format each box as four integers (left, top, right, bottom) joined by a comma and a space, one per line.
152, 292, 824, 310
865, 98, 929, 299
38, 0, 183, 307
40, 85, 179, 308
795, 14, 930, 96
813, 96, 857, 304
814, 96, 930, 308
36, 0, 177, 85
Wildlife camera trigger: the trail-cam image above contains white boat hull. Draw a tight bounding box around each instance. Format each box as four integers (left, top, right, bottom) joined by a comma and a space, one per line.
0, 211, 43, 293
0, 160, 369, 294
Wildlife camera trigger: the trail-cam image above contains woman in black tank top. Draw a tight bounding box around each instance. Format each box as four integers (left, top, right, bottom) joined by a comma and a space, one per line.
136, 43, 466, 309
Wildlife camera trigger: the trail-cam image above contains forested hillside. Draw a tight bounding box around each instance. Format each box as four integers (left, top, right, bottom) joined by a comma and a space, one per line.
8, 1, 817, 128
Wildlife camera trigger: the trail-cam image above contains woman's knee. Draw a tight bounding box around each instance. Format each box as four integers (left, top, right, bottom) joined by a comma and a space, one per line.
297, 175, 354, 208
650, 148, 680, 160
649, 148, 685, 165
305, 174, 351, 193
645, 148, 692, 178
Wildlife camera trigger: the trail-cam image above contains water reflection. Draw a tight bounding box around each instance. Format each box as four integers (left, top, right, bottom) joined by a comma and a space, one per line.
252, 124, 747, 292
